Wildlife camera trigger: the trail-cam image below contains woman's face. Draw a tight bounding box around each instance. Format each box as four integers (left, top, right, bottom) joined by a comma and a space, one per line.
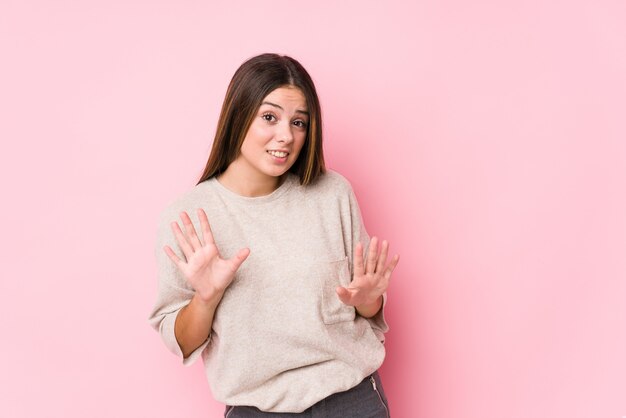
235, 86, 309, 181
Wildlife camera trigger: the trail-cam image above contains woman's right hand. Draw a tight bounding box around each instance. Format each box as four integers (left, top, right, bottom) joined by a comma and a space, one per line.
163, 208, 250, 301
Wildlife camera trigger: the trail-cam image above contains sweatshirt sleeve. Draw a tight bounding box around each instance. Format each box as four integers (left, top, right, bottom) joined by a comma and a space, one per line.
345, 182, 390, 343
147, 208, 211, 366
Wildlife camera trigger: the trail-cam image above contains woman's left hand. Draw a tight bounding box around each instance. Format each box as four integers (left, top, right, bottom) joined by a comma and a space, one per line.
336, 237, 399, 316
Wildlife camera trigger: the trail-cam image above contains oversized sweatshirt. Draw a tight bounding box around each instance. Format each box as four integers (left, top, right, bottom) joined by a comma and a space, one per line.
148, 170, 389, 413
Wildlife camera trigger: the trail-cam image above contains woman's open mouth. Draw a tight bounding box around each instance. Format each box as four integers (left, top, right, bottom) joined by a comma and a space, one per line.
267, 150, 289, 158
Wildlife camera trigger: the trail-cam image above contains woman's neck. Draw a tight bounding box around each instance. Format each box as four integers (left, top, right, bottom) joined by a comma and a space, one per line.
217, 161, 284, 197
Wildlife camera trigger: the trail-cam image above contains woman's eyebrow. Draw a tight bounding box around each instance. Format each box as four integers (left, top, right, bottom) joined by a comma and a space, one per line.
261, 101, 309, 116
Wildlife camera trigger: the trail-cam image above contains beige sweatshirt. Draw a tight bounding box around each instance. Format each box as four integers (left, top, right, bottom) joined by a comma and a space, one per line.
148, 170, 389, 413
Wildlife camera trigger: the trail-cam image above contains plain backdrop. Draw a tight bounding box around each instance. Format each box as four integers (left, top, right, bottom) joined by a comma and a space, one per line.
1, 1, 625, 417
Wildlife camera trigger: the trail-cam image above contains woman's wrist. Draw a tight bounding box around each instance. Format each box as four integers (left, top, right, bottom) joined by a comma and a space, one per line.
193, 286, 225, 309
355, 295, 383, 318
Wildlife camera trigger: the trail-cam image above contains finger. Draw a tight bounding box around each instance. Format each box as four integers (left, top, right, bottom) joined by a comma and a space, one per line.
197, 208, 215, 245
180, 211, 202, 250
171, 221, 194, 260
366, 236, 379, 274
383, 254, 400, 280
354, 242, 365, 278
376, 240, 389, 273
163, 245, 183, 268
228, 247, 250, 271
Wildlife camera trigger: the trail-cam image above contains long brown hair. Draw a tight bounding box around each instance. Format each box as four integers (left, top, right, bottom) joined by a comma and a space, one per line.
197, 53, 325, 186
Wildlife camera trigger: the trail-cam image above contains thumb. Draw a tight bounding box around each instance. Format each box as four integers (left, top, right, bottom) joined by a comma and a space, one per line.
336, 286, 354, 306
229, 247, 250, 271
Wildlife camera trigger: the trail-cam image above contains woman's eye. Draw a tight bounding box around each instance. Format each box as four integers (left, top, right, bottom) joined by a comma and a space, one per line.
293, 120, 308, 128
262, 113, 276, 122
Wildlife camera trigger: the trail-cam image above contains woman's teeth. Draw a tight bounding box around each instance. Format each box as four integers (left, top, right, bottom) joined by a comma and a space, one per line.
267, 150, 288, 158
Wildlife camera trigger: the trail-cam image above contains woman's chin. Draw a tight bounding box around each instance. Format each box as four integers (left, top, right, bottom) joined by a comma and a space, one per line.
262, 163, 293, 178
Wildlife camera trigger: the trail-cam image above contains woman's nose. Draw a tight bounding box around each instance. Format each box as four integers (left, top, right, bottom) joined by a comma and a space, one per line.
277, 122, 294, 143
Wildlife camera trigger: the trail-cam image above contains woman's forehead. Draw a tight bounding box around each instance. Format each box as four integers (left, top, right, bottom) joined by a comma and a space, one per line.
262, 86, 308, 112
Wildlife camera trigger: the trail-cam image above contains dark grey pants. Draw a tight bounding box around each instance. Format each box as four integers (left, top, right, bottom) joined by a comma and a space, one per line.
224, 370, 390, 418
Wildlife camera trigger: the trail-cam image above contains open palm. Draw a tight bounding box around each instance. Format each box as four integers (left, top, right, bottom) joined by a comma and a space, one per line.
163, 208, 250, 300
336, 237, 399, 307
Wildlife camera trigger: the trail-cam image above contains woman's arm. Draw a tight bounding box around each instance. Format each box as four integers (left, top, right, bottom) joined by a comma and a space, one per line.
163, 208, 250, 358
174, 289, 224, 358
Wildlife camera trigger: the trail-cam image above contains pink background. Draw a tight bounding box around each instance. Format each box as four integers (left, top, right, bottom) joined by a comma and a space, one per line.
1, 1, 625, 417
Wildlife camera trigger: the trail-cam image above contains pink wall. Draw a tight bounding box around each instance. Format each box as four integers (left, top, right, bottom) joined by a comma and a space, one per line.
1, 1, 625, 417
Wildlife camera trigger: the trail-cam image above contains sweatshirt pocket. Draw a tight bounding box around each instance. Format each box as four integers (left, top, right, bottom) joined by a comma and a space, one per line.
319, 257, 356, 324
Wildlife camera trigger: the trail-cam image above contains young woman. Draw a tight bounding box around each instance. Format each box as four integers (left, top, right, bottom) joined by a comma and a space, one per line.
149, 53, 399, 417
